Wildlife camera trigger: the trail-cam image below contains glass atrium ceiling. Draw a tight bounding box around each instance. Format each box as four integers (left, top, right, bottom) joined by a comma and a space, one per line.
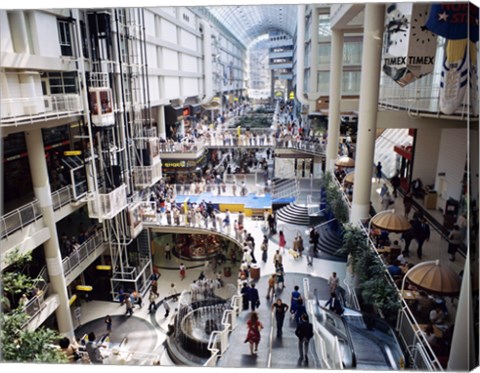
207, 4, 298, 46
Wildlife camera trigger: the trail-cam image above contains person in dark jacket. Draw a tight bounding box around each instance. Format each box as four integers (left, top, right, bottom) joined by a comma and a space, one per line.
325, 292, 344, 315
413, 216, 430, 259
248, 283, 260, 311
241, 282, 250, 311
272, 298, 289, 338
295, 313, 314, 364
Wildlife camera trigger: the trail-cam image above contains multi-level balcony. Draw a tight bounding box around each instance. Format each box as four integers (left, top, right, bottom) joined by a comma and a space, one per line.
1, 94, 83, 126
87, 184, 128, 220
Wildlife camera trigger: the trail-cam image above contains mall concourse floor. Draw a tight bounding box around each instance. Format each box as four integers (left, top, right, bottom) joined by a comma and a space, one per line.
73, 174, 466, 368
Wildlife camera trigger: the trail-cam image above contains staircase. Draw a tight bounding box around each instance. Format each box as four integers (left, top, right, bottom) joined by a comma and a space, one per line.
315, 219, 347, 259
275, 203, 310, 226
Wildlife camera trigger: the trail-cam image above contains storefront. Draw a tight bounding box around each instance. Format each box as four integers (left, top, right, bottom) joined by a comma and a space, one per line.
164, 101, 184, 140
161, 153, 210, 183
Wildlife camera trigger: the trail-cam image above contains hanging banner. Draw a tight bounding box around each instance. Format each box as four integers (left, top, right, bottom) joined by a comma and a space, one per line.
383, 3, 438, 87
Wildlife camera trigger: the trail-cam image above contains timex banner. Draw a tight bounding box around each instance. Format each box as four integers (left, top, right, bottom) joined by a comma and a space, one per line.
383, 3, 438, 87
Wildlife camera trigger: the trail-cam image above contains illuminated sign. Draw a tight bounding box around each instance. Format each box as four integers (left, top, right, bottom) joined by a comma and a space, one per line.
64, 150, 82, 156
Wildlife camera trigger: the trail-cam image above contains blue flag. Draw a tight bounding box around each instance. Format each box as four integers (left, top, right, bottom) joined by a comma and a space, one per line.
425, 3, 479, 42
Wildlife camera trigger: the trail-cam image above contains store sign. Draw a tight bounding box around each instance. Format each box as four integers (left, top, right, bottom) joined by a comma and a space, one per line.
383, 3, 437, 87
163, 161, 186, 168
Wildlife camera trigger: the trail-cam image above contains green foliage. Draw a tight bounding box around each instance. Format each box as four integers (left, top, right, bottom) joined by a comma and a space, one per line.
321, 171, 349, 224
337, 224, 401, 321
4, 248, 32, 270
361, 276, 401, 322
1, 272, 34, 297
337, 223, 369, 274
1, 250, 67, 364
0, 310, 67, 363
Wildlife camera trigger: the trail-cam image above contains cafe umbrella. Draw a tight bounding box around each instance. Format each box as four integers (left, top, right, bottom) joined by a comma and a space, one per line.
335, 155, 355, 168
343, 171, 355, 185
401, 259, 462, 296
369, 209, 412, 233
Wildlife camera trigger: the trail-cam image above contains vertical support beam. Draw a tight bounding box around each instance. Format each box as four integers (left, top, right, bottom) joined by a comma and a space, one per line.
350, 3, 385, 224
326, 29, 344, 172
157, 105, 166, 139
25, 128, 74, 339
308, 6, 319, 112
447, 252, 475, 370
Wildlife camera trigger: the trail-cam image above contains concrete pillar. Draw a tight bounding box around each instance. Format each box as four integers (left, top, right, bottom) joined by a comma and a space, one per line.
308, 7, 319, 113
447, 252, 475, 370
326, 29, 344, 172
157, 105, 166, 139
8, 11, 31, 54
25, 128, 75, 339
350, 3, 385, 224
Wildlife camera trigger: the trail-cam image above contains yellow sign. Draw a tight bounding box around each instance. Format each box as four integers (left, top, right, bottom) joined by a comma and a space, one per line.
96, 265, 111, 271
289, 91, 295, 99
64, 150, 82, 156
75, 285, 93, 292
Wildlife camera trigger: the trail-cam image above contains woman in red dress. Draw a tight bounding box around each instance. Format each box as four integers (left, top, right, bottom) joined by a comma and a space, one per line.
278, 230, 287, 253
245, 311, 263, 355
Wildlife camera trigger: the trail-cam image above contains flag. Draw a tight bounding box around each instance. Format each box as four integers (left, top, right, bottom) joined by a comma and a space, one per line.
425, 3, 479, 42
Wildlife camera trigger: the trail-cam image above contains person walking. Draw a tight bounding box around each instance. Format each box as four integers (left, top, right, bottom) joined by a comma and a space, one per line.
165, 243, 172, 260
278, 230, 287, 253
272, 298, 289, 338
447, 224, 463, 261
104, 315, 112, 334
244, 311, 263, 355
169, 283, 178, 302
290, 286, 302, 318
401, 223, 415, 257
148, 290, 157, 314
413, 216, 430, 259
306, 239, 315, 266
403, 192, 413, 217
248, 283, 260, 311
261, 235, 269, 263
179, 263, 186, 280
125, 296, 134, 317
266, 274, 276, 300
375, 161, 383, 183
294, 298, 307, 325
328, 272, 340, 294
163, 298, 171, 318
295, 313, 314, 364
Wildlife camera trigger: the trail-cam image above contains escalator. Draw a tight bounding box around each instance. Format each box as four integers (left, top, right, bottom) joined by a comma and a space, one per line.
311, 293, 405, 370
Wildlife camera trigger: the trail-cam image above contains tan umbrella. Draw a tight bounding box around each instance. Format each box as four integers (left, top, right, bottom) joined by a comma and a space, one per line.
335, 156, 355, 168
370, 210, 411, 233
405, 260, 462, 296
343, 172, 355, 184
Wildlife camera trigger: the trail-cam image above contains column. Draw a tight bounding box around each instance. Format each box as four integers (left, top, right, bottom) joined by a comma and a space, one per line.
326, 29, 344, 171
447, 253, 475, 370
25, 128, 75, 339
308, 6, 319, 113
350, 3, 385, 224
157, 105, 166, 139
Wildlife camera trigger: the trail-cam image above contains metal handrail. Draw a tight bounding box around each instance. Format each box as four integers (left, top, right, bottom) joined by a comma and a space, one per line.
1, 185, 79, 240
1, 94, 83, 126
62, 232, 104, 277
333, 186, 444, 370
0, 200, 42, 240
